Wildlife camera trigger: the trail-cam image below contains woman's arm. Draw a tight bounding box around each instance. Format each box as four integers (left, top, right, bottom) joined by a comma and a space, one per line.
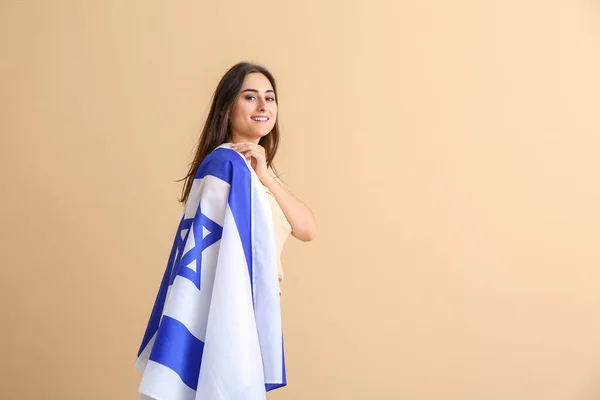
230, 142, 317, 242
262, 174, 317, 242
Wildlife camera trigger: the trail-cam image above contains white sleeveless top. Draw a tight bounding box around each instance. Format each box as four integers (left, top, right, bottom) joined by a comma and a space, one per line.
264, 170, 292, 286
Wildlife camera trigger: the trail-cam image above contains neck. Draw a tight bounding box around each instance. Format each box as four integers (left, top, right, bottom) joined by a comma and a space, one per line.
230, 132, 260, 144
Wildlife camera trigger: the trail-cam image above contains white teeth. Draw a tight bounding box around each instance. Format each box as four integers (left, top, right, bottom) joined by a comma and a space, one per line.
252, 117, 268, 121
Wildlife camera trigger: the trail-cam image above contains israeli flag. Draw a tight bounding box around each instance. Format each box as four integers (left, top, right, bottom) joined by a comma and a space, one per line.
135, 143, 286, 400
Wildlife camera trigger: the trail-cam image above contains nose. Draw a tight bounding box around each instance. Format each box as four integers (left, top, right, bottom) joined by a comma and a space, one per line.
257, 97, 267, 112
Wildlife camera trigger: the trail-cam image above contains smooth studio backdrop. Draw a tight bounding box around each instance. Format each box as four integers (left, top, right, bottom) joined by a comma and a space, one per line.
1, 1, 600, 399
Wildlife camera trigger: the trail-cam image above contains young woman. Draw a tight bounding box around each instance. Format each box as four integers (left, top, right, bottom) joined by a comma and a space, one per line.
179, 61, 317, 286
136, 62, 316, 399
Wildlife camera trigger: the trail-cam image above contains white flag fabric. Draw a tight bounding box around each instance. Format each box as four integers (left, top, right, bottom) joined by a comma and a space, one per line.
135, 143, 286, 400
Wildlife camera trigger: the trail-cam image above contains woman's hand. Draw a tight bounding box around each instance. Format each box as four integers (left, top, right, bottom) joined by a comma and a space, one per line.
230, 142, 272, 185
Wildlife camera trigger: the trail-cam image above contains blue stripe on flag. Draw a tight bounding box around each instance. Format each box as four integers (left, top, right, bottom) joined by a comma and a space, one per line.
148, 316, 205, 389
137, 263, 170, 357
196, 148, 253, 293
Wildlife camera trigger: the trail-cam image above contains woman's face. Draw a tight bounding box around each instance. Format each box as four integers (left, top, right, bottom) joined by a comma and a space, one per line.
229, 73, 277, 141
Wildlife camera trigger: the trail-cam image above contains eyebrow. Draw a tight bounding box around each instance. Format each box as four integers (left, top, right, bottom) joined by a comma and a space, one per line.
241, 89, 275, 94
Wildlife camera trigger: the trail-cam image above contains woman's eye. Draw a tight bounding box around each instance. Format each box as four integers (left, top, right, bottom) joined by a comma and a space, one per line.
244, 95, 276, 102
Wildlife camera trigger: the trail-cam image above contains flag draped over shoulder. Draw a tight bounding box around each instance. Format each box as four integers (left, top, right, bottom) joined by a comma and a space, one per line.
135, 143, 286, 400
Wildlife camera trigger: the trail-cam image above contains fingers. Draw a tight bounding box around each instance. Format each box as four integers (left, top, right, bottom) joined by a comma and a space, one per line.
230, 143, 269, 179
233, 146, 257, 159
230, 143, 266, 158
241, 149, 264, 161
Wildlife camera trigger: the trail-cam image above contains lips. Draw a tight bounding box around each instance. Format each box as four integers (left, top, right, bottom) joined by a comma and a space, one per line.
251, 116, 269, 122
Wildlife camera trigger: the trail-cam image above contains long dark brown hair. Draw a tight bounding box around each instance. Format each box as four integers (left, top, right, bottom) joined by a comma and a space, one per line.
177, 62, 281, 204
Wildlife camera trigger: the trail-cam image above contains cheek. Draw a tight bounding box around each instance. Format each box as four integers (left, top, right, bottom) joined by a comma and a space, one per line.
230, 106, 248, 127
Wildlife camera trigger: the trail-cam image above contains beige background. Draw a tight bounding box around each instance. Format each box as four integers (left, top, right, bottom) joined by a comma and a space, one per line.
1, 1, 600, 399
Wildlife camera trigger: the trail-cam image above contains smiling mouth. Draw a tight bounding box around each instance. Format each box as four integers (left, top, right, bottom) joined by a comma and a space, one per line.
251, 117, 269, 122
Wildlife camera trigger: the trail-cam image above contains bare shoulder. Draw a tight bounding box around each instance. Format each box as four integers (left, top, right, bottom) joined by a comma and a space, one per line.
269, 167, 288, 188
